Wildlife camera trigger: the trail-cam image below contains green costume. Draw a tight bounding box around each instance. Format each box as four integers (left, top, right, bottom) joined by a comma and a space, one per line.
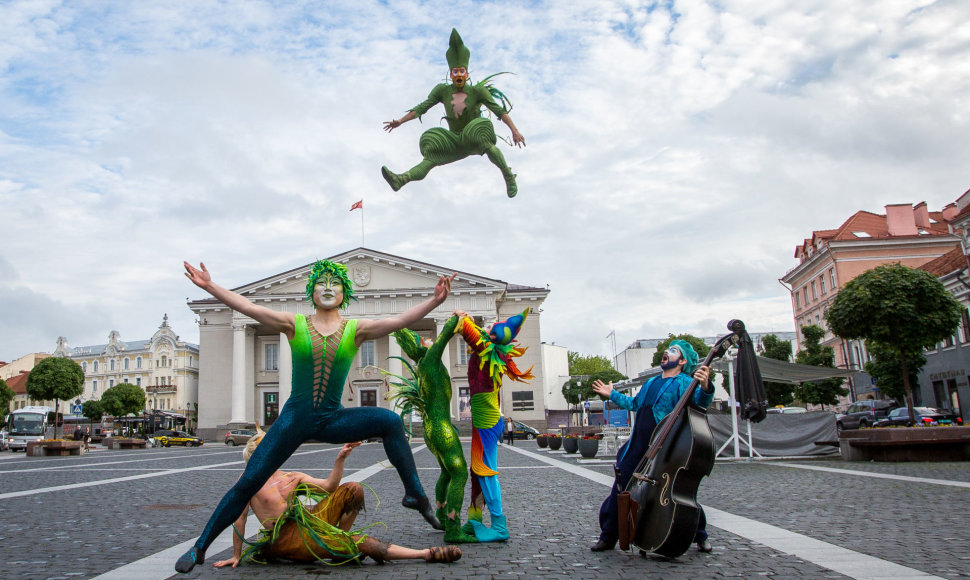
390, 315, 477, 543
382, 28, 519, 198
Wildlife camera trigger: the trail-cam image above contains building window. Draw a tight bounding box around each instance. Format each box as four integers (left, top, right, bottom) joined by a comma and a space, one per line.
136, 378, 141, 387
161, 355, 168, 367
82, 362, 87, 373
361, 389, 377, 407
360, 340, 376, 367
458, 344, 470, 366
136, 357, 142, 369
93, 361, 99, 372
811, 281, 818, 300
123, 358, 129, 370
820, 277, 826, 294
512, 390, 535, 411
109, 379, 114, 388
794, 293, 800, 309
92, 380, 97, 392
962, 309, 970, 343
189, 356, 194, 367
802, 287, 808, 305
829, 268, 836, 289
110, 359, 115, 371
265, 343, 279, 371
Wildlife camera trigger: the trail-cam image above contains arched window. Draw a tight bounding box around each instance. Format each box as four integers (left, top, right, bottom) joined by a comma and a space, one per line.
136, 357, 142, 369
110, 359, 115, 371
124, 358, 130, 370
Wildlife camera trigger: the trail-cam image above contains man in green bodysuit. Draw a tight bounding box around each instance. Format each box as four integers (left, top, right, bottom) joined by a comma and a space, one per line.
382, 28, 525, 198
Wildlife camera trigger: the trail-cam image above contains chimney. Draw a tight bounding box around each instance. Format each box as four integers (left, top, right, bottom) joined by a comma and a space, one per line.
885, 204, 918, 236
942, 203, 958, 222
913, 202, 930, 229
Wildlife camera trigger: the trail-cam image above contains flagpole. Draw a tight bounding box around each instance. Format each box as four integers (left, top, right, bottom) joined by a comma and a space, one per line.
360, 203, 365, 247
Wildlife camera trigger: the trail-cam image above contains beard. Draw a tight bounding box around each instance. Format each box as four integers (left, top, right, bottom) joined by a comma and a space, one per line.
660, 357, 680, 371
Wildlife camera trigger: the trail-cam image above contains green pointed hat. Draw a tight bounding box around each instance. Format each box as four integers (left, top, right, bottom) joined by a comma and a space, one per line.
446, 28, 470, 69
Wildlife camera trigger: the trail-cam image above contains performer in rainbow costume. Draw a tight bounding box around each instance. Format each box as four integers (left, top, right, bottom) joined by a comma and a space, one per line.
455, 308, 533, 542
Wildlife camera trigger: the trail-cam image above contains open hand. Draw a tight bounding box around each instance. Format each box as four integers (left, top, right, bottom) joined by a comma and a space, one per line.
213, 556, 240, 568
511, 130, 526, 147
383, 119, 401, 132
592, 380, 613, 399
184, 261, 212, 290
434, 273, 457, 303
338, 441, 362, 459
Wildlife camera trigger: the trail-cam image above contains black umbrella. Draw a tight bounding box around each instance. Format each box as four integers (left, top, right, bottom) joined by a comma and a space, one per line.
730, 321, 768, 423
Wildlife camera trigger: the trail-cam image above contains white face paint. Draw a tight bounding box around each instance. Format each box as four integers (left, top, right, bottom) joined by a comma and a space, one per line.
313, 276, 344, 310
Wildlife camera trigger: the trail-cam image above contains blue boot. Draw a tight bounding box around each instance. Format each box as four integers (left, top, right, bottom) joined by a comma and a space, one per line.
174, 546, 205, 573
471, 514, 509, 542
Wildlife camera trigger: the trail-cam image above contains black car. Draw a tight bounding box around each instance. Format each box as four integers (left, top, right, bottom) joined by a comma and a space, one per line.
875, 407, 962, 427
837, 399, 899, 431
511, 420, 540, 440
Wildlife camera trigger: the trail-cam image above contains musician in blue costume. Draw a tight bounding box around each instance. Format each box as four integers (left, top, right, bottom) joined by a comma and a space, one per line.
590, 340, 715, 554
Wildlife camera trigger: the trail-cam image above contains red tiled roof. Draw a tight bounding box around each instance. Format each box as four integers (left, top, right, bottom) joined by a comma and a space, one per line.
5, 371, 30, 395
795, 206, 952, 257
919, 247, 967, 277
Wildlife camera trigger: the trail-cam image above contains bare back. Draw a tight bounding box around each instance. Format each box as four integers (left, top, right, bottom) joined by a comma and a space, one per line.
249, 471, 305, 527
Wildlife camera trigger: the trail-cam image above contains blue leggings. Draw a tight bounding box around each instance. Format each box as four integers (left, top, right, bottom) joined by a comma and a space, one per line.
193, 399, 424, 552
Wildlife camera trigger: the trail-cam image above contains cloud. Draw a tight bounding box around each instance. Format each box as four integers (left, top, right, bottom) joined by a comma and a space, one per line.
1, 0, 969, 362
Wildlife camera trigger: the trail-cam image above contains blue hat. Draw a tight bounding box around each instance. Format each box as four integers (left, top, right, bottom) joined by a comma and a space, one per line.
668, 340, 699, 375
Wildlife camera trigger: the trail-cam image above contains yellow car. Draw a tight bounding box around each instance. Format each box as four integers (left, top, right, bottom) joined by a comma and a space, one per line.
155, 430, 204, 447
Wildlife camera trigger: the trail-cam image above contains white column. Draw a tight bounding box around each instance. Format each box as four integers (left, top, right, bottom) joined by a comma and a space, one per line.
387, 334, 403, 416
436, 318, 455, 419
278, 333, 292, 410
230, 323, 248, 424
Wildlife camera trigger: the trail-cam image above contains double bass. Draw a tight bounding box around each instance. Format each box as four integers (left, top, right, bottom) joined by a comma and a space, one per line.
618, 320, 750, 559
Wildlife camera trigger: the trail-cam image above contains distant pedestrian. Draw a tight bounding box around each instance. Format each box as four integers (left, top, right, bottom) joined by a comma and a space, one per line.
72, 427, 83, 442
505, 417, 515, 446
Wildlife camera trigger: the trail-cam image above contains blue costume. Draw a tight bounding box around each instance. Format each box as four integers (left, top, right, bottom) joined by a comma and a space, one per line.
597, 341, 714, 550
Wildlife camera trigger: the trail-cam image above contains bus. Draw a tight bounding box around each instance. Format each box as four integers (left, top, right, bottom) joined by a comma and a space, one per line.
5, 406, 54, 451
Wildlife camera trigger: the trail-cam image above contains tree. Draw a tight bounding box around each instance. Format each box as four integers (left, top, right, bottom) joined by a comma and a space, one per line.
827, 263, 962, 425
651, 333, 711, 367
0, 378, 14, 414
567, 351, 614, 375
759, 334, 795, 407
25, 357, 84, 438
793, 325, 847, 409
81, 399, 104, 423
100, 383, 146, 436
863, 341, 925, 402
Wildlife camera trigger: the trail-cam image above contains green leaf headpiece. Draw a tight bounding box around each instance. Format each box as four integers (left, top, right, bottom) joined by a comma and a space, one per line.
446, 28, 470, 70
305, 259, 355, 309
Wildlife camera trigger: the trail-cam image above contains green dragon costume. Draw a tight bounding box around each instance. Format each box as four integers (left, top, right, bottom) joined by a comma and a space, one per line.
389, 315, 478, 543
382, 28, 520, 198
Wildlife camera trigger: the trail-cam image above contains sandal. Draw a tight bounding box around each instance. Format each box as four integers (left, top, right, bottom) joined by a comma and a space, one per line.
426, 546, 462, 563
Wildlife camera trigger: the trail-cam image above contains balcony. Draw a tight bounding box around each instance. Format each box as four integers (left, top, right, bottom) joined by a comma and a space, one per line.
145, 384, 177, 394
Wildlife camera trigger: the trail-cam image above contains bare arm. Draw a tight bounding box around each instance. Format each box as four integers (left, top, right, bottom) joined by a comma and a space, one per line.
296, 442, 361, 493
213, 502, 249, 568
500, 114, 525, 147
355, 273, 456, 345
184, 262, 296, 338
383, 110, 417, 132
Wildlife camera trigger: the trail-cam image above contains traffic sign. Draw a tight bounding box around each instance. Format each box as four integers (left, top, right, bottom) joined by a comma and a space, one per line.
71, 404, 82, 414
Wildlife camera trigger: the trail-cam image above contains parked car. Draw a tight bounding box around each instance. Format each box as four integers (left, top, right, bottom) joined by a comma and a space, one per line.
511, 420, 540, 440
766, 406, 807, 414
225, 429, 257, 446
155, 430, 203, 447
875, 407, 963, 428
837, 399, 899, 431
0, 430, 9, 451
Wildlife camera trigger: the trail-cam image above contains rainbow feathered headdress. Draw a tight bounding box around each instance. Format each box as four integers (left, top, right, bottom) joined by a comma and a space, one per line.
458, 308, 534, 389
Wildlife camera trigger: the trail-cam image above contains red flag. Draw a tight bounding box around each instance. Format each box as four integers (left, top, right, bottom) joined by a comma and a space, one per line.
350, 200, 363, 211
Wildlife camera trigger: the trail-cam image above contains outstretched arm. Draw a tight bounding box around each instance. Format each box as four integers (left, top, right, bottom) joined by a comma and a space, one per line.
296, 442, 361, 493
184, 262, 296, 338
355, 274, 456, 345
213, 501, 249, 568
383, 110, 417, 132
500, 114, 525, 147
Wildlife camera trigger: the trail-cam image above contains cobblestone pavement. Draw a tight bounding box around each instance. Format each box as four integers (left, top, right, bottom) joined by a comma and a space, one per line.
0, 440, 968, 579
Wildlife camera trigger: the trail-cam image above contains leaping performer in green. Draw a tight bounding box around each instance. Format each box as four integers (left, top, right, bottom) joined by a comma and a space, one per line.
382, 28, 525, 198
388, 312, 478, 543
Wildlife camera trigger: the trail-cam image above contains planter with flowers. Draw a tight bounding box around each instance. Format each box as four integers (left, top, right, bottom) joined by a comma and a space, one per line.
547, 434, 562, 451
579, 434, 601, 458
537, 434, 549, 449
563, 434, 579, 454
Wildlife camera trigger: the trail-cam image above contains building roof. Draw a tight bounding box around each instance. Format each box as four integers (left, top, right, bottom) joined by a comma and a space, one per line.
794, 204, 952, 259
919, 247, 967, 278
5, 371, 30, 395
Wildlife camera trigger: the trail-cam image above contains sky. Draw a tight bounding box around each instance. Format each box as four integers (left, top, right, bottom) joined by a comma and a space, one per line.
2, 0, 969, 364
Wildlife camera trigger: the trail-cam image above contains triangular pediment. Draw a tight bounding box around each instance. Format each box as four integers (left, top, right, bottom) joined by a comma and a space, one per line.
229, 247, 509, 299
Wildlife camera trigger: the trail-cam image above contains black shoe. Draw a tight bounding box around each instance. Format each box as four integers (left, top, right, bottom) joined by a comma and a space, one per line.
402, 495, 443, 530
697, 538, 713, 553
590, 539, 615, 552
175, 546, 205, 573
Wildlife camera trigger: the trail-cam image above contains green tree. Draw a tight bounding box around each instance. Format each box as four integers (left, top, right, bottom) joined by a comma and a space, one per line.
759, 334, 795, 407
81, 399, 104, 423
793, 325, 847, 409
25, 357, 84, 438
826, 263, 962, 425
651, 333, 711, 367
100, 383, 146, 436
0, 378, 14, 414
567, 351, 614, 375
863, 341, 925, 402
